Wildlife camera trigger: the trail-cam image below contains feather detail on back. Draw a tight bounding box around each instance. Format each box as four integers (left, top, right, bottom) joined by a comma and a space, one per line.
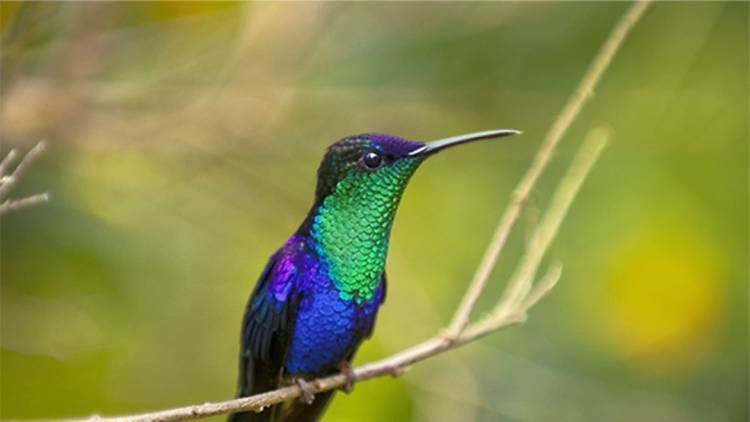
230, 239, 302, 422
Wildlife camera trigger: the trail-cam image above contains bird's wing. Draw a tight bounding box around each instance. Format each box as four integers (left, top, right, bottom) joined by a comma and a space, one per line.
231, 245, 302, 422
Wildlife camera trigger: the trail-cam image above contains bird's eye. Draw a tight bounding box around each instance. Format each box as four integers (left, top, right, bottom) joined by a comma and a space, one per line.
359, 151, 383, 171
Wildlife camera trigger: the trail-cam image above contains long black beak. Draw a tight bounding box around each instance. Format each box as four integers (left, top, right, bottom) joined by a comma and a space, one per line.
409, 129, 521, 156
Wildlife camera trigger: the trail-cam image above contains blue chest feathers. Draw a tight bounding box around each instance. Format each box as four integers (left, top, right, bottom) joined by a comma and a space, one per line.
285, 272, 384, 374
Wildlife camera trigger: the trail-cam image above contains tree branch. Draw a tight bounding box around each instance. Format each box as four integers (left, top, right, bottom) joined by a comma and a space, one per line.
0, 141, 50, 215
444, 0, 651, 338
0, 192, 51, 214
6, 1, 649, 421
464, 126, 610, 341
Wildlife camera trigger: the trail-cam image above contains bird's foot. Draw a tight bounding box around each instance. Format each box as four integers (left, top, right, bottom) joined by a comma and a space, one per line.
338, 362, 356, 394
293, 376, 316, 404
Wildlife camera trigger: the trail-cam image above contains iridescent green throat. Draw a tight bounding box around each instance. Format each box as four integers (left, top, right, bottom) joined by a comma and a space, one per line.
310, 157, 424, 302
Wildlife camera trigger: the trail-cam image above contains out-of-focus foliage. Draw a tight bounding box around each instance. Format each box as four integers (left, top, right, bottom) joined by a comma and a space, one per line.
1, 2, 746, 422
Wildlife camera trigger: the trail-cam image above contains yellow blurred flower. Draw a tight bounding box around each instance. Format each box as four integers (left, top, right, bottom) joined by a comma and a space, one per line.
598, 222, 725, 373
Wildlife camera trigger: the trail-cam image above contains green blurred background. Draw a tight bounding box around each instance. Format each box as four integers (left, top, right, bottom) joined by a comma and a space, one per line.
1, 2, 747, 421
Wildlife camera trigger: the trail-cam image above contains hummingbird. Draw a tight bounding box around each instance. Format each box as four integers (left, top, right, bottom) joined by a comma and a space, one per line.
229, 129, 520, 422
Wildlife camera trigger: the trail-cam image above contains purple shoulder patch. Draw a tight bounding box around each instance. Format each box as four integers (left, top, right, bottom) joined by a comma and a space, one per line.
265, 235, 301, 301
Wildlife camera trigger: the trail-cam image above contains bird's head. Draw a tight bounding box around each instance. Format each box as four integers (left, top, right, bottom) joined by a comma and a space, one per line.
304, 129, 520, 301
313, 129, 521, 204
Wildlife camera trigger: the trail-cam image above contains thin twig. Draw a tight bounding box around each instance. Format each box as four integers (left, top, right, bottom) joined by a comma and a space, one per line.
0, 141, 50, 215
520, 262, 563, 312
466, 126, 610, 338
0, 193, 51, 214
0, 148, 18, 176
0, 141, 47, 197
496, 127, 610, 312
444, 0, 651, 338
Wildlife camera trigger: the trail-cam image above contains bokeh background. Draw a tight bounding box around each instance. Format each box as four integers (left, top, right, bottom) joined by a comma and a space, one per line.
1, 2, 747, 421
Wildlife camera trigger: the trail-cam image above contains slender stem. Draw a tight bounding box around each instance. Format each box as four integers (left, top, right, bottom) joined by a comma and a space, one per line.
0, 148, 18, 176
0, 141, 47, 199
444, 0, 651, 338
482, 126, 609, 331
505, 127, 609, 310
0, 193, 50, 214
0, 141, 50, 215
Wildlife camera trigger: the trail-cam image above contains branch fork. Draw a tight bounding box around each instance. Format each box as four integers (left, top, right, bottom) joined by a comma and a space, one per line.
0, 141, 50, 215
